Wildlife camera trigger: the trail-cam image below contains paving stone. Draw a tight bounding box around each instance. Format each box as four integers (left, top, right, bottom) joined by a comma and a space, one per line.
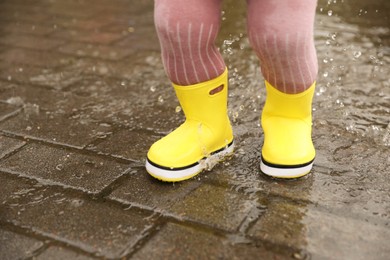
40, 2, 103, 20
0, 48, 73, 68
0, 229, 43, 260
63, 75, 182, 131
113, 27, 160, 52
92, 129, 158, 161
0, 177, 153, 259
0, 66, 58, 85
49, 16, 115, 31
27, 67, 84, 89
170, 183, 260, 232
58, 42, 134, 60
109, 167, 201, 210
0, 143, 129, 194
0, 102, 20, 122
36, 246, 95, 260
248, 200, 390, 259
132, 222, 288, 260
0, 34, 65, 51
0, 7, 50, 23
0, 84, 116, 148
0, 135, 25, 159
248, 201, 309, 250
0, 22, 55, 36
51, 30, 124, 45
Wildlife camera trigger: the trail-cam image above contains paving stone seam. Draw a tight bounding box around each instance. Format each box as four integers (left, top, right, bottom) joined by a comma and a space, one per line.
0, 221, 49, 258
1, 170, 306, 258
0, 106, 22, 123
0, 185, 156, 259
0, 218, 104, 258
117, 221, 160, 259
0, 136, 26, 161
0, 130, 142, 165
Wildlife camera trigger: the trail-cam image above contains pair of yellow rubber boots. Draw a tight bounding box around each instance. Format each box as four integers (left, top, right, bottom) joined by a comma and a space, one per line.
146, 68, 315, 181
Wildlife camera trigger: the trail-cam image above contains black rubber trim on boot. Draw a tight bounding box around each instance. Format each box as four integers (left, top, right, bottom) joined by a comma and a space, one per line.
261, 155, 315, 169
147, 141, 234, 171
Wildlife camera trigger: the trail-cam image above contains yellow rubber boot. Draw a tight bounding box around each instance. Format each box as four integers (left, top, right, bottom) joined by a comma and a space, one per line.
260, 81, 316, 178
146, 68, 234, 182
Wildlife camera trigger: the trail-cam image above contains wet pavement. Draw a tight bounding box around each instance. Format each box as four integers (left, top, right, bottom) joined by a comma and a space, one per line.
0, 0, 389, 259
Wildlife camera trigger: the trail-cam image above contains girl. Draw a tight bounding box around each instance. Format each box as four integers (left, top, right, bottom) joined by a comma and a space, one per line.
146, 0, 318, 181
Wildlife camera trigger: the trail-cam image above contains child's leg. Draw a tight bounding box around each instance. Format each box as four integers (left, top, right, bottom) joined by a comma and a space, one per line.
247, 0, 318, 94
154, 0, 225, 86
247, 0, 318, 178
147, 0, 233, 182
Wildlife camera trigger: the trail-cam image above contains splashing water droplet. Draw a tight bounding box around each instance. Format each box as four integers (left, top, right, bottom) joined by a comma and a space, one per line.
353, 51, 362, 58
175, 106, 182, 113
328, 10, 333, 16
150, 86, 156, 92
158, 96, 164, 103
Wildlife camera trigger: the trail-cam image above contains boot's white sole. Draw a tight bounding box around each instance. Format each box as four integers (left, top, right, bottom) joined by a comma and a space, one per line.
260, 155, 314, 179
146, 141, 234, 182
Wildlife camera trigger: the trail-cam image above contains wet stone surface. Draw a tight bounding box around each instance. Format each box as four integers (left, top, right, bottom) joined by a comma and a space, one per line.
0, 229, 44, 260
0, 135, 25, 159
0, 174, 154, 259
0, 143, 130, 194
0, 0, 389, 258
109, 167, 201, 210
170, 183, 261, 232
132, 222, 290, 260
35, 246, 96, 260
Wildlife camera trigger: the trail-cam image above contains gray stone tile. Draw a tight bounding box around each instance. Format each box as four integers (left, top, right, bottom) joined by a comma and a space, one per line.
132, 222, 288, 260
36, 246, 95, 260
109, 168, 201, 210
248, 201, 309, 250
0, 84, 116, 148
92, 129, 158, 162
1, 179, 153, 259
170, 184, 259, 232
0, 229, 43, 260
249, 200, 390, 259
0, 102, 20, 122
0, 135, 25, 159
0, 143, 129, 194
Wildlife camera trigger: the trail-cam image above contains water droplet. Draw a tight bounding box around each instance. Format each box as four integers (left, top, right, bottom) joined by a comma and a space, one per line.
6, 97, 24, 106
328, 10, 333, 16
353, 51, 362, 58
150, 86, 156, 92
158, 95, 164, 103
239, 105, 244, 111
175, 106, 182, 113
56, 164, 64, 171
323, 71, 329, 77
